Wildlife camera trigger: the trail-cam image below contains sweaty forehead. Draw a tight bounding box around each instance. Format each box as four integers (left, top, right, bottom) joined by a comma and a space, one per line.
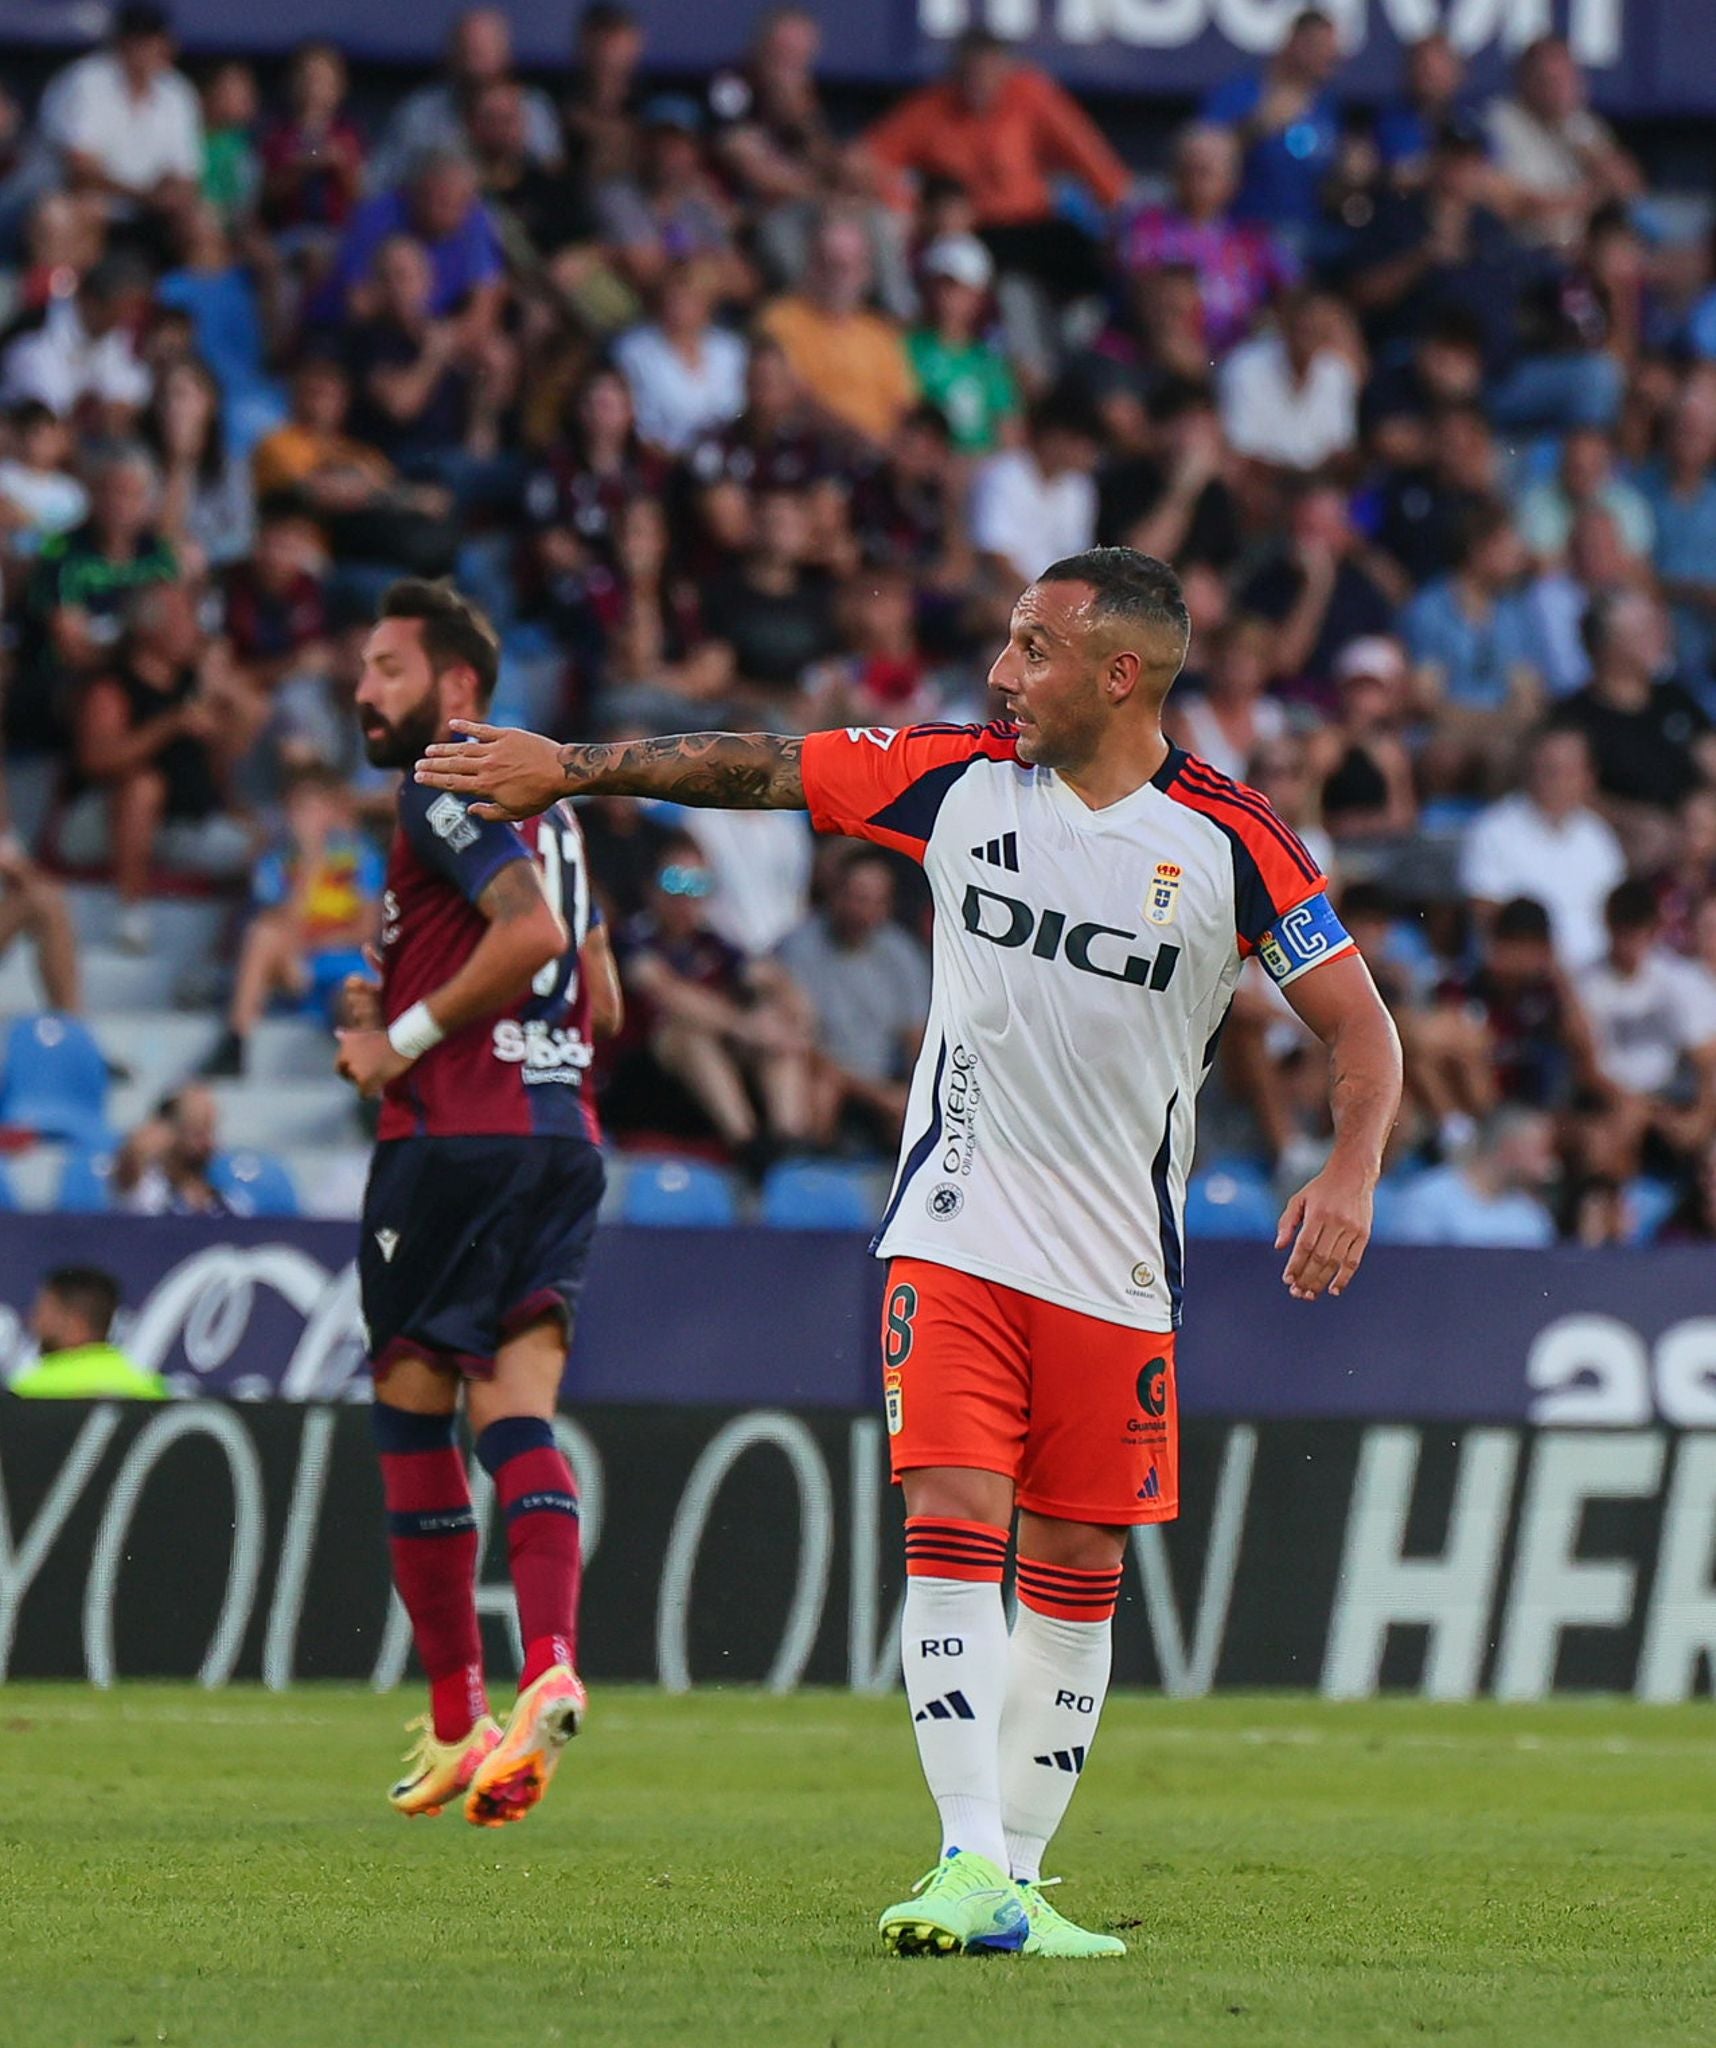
1013, 580, 1097, 639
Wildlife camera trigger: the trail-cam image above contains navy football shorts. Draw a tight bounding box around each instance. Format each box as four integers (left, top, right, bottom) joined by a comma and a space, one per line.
359, 1135, 606, 1379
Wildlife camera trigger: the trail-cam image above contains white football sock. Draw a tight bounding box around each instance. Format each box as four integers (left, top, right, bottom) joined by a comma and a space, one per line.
999, 1604, 1114, 1883
900, 1573, 1011, 1870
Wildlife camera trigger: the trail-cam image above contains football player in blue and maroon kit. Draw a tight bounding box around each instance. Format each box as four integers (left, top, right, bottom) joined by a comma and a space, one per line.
335, 579, 622, 1828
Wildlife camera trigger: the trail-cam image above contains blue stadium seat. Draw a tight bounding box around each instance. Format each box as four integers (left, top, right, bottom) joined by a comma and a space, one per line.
619, 1155, 738, 1227
1183, 1164, 1278, 1241
211, 1149, 300, 1217
759, 1160, 874, 1231
56, 1143, 116, 1213
0, 1014, 110, 1145
0, 1158, 16, 1211
1626, 1177, 1680, 1246
1369, 1173, 1423, 1244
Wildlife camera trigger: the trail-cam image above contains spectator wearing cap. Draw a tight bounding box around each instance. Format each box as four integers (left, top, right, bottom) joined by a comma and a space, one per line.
759, 209, 914, 451
35, 3, 202, 240
1200, 9, 1343, 240
904, 235, 1018, 455
1485, 34, 1641, 250
614, 259, 748, 457
0, 255, 153, 426
1309, 637, 1418, 844
969, 389, 1099, 590
1460, 726, 1624, 970
329, 147, 507, 352
368, 7, 561, 198
1118, 125, 1297, 358
1219, 289, 1360, 474
595, 96, 740, 297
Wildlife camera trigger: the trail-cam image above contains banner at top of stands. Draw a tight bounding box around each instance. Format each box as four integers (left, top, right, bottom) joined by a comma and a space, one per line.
8, 0, 1686, 117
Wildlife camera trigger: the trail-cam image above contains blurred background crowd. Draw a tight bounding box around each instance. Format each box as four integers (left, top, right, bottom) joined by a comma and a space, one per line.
0, 0, 1715, 1245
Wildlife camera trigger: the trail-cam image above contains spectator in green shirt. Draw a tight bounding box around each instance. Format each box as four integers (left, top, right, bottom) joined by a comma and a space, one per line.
9, 1265, 168, 1400
905, 235, 1019, 455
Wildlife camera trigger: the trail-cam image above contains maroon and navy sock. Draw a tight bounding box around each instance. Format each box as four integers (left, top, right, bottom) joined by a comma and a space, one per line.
475, 1416, 582, 1690
372, 1403, 488, 1743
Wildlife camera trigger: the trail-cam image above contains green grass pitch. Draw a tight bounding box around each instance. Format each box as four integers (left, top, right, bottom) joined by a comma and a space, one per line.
3, 1687, 1714, 2048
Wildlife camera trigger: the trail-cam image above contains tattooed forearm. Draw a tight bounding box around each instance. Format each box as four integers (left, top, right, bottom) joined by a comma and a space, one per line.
557, 733, 806, 810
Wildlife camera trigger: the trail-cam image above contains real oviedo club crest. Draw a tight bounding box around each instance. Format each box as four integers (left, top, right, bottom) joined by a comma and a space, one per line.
1145, 861, 1182, 928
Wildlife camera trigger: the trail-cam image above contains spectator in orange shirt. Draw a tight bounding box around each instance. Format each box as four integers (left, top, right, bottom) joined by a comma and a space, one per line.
859, 29, 1129, 320
757, 208, 913, 451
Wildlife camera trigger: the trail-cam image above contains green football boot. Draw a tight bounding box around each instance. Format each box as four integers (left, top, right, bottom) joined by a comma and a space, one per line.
878, 1848, 1030, 1956
1015, 1878, 1127, 1958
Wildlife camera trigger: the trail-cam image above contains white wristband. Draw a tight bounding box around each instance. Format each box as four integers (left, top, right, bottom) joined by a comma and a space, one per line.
387, 1001, 445, 1062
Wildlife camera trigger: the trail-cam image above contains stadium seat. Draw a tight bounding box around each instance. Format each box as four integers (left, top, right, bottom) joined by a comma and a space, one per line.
619, 1155, 739, 1227
0, 1157, 16, 1211
1184, 1164, 1278, 1241
759, 1160, 875, 1231
0, 1013, 110, 1145
1626, 1177, 1680, 1246
211, 1149, 300, 1218
56, 1143, 116, 1213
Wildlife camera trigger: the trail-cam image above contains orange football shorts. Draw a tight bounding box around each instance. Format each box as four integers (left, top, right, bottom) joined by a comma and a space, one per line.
880, 1256, 1179, 1526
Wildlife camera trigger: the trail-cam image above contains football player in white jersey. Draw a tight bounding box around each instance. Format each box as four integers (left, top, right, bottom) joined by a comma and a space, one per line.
416, 547, 1403, 1959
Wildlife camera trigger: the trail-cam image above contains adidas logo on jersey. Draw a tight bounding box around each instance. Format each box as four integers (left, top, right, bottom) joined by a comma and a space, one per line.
913, 1690, 976, 1723
1033, 1746, 1087, 1774
969, 831, 1019, 872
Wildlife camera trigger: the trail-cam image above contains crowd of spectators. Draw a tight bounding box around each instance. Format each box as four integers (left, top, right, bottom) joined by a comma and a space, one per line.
1, 2, 1715, 1241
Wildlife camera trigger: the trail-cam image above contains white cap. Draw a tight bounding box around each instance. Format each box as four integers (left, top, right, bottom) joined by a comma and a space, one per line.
1334, 636, 1406, 682
921, 234, 993, 291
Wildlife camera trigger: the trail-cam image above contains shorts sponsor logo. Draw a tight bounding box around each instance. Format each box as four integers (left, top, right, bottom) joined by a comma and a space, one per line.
1137, 1357, 1168, 1418
426, 793, 480, 851
1145, 861, 1183, 928
927, 1183, 963, 1220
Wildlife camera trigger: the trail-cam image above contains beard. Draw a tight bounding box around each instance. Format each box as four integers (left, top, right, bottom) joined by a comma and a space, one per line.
360, 688, 442, 768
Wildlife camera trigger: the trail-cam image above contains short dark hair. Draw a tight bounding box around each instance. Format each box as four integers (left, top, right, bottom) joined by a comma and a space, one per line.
42, 1265, 120, 1340
1452, 496, 1513, 566
1606, 879, 1660, 934
1339, 880, 1396, 923
1493, 896, 1552, 943
579, 2, 638, 36
379, 579, 502, 706
1034, 547, 1191, 653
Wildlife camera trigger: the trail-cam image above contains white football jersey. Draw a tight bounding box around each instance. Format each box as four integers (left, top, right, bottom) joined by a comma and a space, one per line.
802, 723, 1353, 1332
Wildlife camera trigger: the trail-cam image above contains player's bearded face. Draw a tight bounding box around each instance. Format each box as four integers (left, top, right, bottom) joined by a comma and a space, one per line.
359, 679, 445, 768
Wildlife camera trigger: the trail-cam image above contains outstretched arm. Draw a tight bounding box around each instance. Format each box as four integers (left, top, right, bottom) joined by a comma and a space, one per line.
417, 720, 806, 822
1273, 950, 1403, 1302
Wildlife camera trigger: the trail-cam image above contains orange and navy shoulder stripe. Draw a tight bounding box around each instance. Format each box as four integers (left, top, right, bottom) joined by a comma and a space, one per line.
801, 720, 1023, 856
1152, 745, 1326, 952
